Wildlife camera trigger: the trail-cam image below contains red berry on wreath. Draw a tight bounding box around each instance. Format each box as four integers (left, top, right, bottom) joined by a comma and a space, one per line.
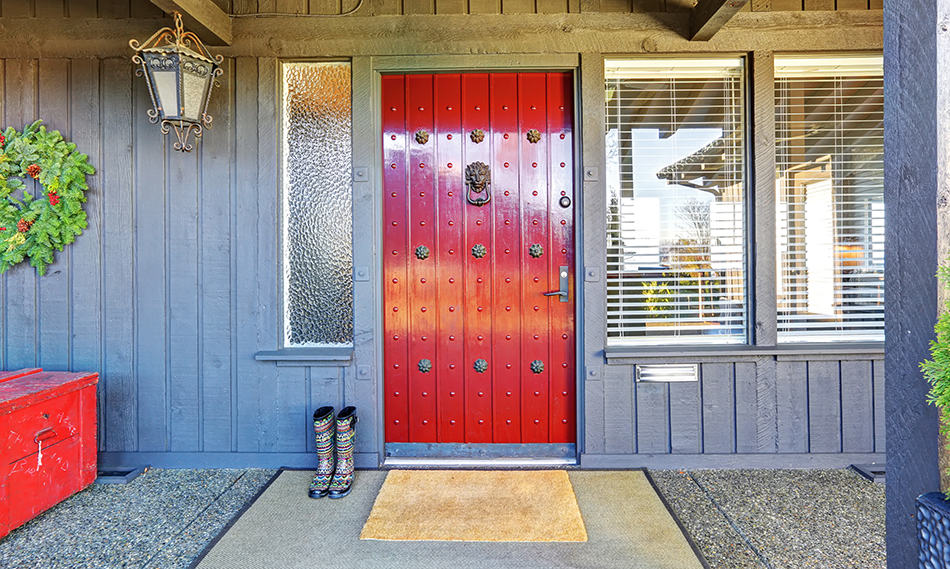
50, 194, 60, 206
26, 164, 41, 179
0, 134, 5, 147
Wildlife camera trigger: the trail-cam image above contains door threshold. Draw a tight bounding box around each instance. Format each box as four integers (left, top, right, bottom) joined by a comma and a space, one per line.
383, 442, 577, 468
383, 456, 577, 469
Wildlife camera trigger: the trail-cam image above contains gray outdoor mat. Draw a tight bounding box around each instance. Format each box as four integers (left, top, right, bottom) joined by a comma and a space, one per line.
193, 469, 707, 569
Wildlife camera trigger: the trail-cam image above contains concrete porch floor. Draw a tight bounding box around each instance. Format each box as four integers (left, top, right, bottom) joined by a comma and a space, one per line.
0, 468, 884, 568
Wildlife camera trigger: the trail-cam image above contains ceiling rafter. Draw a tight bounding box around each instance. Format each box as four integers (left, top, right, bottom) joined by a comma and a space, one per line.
688, 0, 750, 41
150, 0, 232, 46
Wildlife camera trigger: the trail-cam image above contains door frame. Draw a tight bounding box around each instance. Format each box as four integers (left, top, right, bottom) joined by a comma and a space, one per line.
361, 55, 585, 465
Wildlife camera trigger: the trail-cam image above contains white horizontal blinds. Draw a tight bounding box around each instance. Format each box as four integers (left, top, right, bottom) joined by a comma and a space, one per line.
605, 58, 747, 346
775, 55, 884, 343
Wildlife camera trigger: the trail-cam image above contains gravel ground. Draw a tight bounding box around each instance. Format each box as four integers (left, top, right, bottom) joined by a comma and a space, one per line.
649, 468, 886, 569
0, 468, 277, 569
0, 467, 884, 569
648, 470, 763, 569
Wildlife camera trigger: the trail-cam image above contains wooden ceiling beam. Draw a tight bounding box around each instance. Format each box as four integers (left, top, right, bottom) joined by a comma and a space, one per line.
689, 0, 750, 41
150, 0, 232, 46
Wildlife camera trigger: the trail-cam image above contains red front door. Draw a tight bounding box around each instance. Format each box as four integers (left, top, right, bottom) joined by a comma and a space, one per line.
382, 72, 575, 445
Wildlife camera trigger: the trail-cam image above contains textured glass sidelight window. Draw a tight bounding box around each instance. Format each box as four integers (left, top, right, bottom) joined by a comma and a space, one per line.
282, 62, 353, 346
605, 58, 748, 346
775, 55, 883, 343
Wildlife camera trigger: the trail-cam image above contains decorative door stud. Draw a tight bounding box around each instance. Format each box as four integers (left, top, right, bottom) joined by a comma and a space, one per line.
382, 72, 575, 445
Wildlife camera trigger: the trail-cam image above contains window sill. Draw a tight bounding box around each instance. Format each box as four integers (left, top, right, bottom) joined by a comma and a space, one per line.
604, 342, 884, 364
254, 347, 354, 366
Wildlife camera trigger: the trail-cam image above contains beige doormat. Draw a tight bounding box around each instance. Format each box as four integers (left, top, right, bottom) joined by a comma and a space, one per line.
359, 470, 587, 542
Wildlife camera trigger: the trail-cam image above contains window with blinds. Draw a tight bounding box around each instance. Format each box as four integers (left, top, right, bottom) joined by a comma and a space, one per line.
605, 58, 747, 346
775, 55, 883, 343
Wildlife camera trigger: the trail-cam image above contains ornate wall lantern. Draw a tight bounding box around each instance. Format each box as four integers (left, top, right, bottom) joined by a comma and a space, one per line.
129, 12, 223, 152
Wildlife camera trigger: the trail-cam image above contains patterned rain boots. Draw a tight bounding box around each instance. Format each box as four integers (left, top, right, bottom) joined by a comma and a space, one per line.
328, 406, 357, 499
308, 406, 336, 499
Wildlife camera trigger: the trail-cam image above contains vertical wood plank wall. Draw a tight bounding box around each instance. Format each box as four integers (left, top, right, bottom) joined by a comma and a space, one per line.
0, 1, 884, 467
0, 55, 884, 466
0, 57, 355, 465
582, 357, 884, 464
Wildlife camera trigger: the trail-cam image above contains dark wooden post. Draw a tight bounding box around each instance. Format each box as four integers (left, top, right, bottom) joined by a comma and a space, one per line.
884, 0, 942, 565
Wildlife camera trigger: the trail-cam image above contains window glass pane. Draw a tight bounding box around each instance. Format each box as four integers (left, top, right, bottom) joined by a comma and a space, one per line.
605, 58, 747, 346
775, 55, 883, 343
282, 62, 353, 346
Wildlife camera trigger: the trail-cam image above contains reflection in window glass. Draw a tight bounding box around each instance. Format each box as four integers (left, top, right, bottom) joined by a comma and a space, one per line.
775, 55, 883, 342
282, 62, 353, 346
605, 58, 747, 345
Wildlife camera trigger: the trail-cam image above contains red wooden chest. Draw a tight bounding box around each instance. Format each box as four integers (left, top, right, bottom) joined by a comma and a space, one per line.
0, 368, 99, 539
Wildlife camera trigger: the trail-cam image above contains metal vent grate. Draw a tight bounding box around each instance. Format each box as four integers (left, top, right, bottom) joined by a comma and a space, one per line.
635, 363, 699, 383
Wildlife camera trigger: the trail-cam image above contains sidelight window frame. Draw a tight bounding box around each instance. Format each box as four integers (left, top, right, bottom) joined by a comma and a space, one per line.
278, 60, 356, 349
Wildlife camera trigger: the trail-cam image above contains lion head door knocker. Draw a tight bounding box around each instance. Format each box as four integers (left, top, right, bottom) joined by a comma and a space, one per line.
465, 161, 492, 207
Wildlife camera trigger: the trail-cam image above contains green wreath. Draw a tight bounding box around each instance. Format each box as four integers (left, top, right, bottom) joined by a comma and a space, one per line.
0, 121, 95, 275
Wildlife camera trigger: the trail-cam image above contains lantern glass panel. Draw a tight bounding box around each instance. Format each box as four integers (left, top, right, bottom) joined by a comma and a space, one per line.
181, 54, 212, 123
146, 51, 181, 120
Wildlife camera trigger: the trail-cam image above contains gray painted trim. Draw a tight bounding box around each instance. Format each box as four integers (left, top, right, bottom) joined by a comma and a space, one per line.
99, 451, 380, 469
99, 449, 882, 470
385, 443, 576, 458
580, 53, 607, 455
573, 63, 587, 455
367, 54, 586, 460
372, 54, 580, 71
351, 55, 381, 459
369, 55, 388, 465
605, 344, 884, 363
580, 452, 885, 469
606, 344, 885, 356
254, 347, 354, 362
774, 352, 884, 362
751, 50, 777, 347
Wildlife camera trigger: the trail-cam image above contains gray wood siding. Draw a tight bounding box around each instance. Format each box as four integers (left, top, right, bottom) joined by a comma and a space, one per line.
0, 15, 883, 467
584, 357, 885, 457
0, 57, 359, 460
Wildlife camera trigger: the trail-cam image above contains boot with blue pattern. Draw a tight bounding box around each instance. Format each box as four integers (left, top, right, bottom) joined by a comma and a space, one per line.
308, 406, 335, 499
328, 406, 357, 499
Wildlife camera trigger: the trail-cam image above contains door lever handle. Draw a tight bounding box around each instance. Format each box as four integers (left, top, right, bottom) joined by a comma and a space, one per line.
543, 266, 570, 302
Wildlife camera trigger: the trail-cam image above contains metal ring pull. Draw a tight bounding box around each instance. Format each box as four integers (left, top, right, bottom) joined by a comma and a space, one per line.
465, 161, 491, 206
